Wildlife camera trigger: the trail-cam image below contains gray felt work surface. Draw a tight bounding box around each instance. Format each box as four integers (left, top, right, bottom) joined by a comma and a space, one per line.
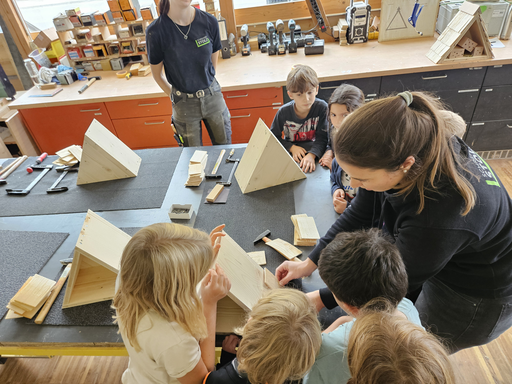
0, 230, 69, 321
194, 148, 302, 275
14, 228, 141, 327
0, 148, 182, 217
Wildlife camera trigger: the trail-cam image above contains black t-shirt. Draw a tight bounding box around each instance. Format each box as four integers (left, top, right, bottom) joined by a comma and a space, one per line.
146, 8, 221, 93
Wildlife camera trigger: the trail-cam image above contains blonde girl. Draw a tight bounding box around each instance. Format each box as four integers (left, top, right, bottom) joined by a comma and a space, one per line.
113, 223, 230, 384
347, 309, 456, 384
205, 289, 322, 384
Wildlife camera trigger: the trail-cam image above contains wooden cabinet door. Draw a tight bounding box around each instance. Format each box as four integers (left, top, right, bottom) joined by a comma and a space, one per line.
113, 115, 178, 149
229, 105, 280, 144
105, 98, 172, 120
19, 103, 115, 154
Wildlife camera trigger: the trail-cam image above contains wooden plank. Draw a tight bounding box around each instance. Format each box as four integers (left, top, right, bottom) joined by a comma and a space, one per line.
0, 1, 32, 58
263, 268, 280, 290
77, 119, 142, 185
265, 238, 302, 260
216, 296, 247, 333
12, 274, 56, 310
206, 184, 224, 202
190, 150, 208, 164
296, 216, 320, 240
248, 251, 266, 266
219, 0, 236, 37
235, 119, 305, 194
68, 145, 83, 162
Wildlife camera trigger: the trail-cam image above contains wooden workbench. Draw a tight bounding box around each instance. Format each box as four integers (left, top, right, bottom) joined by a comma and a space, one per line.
8, 37, 512, 110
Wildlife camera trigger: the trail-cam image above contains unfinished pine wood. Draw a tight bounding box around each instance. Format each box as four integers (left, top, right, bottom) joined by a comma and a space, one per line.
190, 150, 208, 164
248, 251, 266, 266
291, 214, 317, 246
62, 210, 131, 308
235, 119, 306, 194
296, 216, 320, 240
4, 111, 39, 156
11, 275, 55, 311
265, 238, 302, 260
215, 232, 265, 312
263, 268, 281, 290
206, 184, 225, 203
76, 119, 142, 185
216, 296, 247, 334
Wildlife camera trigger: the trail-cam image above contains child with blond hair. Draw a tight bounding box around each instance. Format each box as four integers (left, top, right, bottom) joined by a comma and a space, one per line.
271, 64, 329, 173
113, 223, 230, 384
347, 305, 456, 384
205, 289, 322, 384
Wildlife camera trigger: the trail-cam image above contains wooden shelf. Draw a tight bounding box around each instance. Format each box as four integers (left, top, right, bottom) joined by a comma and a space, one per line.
58, 18, 153, 33
64, 36, 144, 49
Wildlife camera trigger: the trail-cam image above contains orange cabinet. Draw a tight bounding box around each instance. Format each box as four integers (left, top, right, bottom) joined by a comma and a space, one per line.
224, 87, 283, 110
105, 98, 172, 120
19, 103, 115, 155
230, 106, 280, 143
113, 115, 178, 149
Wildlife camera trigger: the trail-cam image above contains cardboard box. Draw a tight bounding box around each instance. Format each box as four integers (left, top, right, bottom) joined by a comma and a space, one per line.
118, 27, 131, 38
66, 8, 81, 16
82, 62, 95, 71
107, 0, 121, 12
119, 0, 134, 11
121, 41, 134, 54
140, 8, 153, 20
83, 45, 95, 57
76, 30, 92, 44
67, 47, 82, 60
112, 11, 125, 23
34, 27, 59, 50
92, 61, 103, 71
95, 11, 113, 26
80, 13, 98, 27
53, 14, 74, 32
69, 15, 82, 28
110, 57, 129, 71
130, 23, 145, 36
123, 9, 137, 21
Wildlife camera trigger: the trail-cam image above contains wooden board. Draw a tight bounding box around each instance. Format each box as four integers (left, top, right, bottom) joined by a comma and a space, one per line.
62, 210, 131, 308
235, 119, 306, 194
296, 216, 320, 240
76, 119, 142, 185
248, 251, 266, 266
379, 0, 440, 42
263, 268, 281, 290
215, 232, 266, 311
216, 296, 247, 334
206, 184, 224, 202
11, 275, 56, 311
266, 238, 302, 260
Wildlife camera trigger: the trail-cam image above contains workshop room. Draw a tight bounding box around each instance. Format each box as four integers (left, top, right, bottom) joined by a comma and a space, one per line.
1, 0, 512, 383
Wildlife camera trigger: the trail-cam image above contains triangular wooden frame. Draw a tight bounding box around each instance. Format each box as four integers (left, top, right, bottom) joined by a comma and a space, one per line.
235, 119, 306, 194
76, 119, 142, 185
426, 1, 494, 64
62, 210, 131, 308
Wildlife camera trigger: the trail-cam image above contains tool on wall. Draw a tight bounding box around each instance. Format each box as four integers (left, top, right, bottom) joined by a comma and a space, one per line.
47, 164, 79, 193
78, 76, 101, 94
288, 19, 298, 53
0, 156, 28, 185
267, 22, 277, 56
6, 164, 53, 195
408, 0, 424, 36
276, 19, 286, 55
346, 0, 371, 44
240, 24, 251, 56
217, 149, 239, 187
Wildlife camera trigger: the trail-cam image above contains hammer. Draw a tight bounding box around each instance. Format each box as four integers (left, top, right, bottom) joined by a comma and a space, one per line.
254, 229, 302, 260
78, 76, 101, 94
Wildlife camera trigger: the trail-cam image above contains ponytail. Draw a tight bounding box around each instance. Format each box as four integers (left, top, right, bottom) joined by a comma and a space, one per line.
158, 0, 170, 17
333, 91, 476, 215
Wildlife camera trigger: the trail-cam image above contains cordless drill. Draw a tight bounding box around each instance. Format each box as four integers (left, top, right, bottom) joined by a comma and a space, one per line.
288, 19, 297, 53
267, 21, 277, 56
276, 19, 286, 55
240, 24, 251, 56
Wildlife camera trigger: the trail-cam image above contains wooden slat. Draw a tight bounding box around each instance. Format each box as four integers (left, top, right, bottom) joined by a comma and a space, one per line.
0, 0, 32, 58
219, 0, 237, 37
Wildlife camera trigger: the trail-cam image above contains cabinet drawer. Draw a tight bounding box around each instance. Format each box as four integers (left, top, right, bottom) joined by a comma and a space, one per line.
465, 120, 512, 151
473, 85, 512, 122
229, 105, 279, 144
435, 88, 480, 122
113, 115, 178, 149
223, 87, 283, 110
106, 98, 172, 120
19, 103, 115, 155
317, 77, 381, 103
483, 64, 512, 87
380, 67, 486, 93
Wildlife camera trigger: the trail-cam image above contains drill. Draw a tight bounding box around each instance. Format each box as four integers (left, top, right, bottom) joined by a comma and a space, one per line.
288, 19, 297, 53
267, 21, 277, 56
240, 24, 251, 56
276, 19, 286, 55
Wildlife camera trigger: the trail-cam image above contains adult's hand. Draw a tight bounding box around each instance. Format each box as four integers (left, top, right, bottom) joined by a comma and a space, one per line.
290, 145, 307, 163
300, 153, 316, 173
276, 258, 318, 286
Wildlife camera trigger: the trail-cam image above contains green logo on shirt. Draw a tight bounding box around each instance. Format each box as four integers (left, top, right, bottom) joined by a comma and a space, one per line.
196, 36, 210, 47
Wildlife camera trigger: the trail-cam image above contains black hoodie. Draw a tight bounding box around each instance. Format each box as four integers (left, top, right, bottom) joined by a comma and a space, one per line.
310, 137, 512, 300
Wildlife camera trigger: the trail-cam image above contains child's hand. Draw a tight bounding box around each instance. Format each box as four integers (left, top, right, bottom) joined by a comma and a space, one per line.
201, 264, 231, 305
319, 150, 333, 169
290, 145, 307, 163
209, 224, 226, 258
333, 188, 345, 200
333, 196, 348, 214
222, 334, 241, 354
300, 153, 316, 173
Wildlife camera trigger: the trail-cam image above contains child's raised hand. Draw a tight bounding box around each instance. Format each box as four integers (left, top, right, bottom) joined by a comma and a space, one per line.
210, 224, 226, 257
300, 153, 316, 173
290, 145, 307, 163
200, 264, 231, 305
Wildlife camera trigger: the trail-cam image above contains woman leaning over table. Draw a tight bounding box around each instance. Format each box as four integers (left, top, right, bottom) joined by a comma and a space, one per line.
147, 0, 231, 147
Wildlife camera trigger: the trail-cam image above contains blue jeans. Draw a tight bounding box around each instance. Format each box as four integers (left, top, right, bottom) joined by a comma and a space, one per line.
415, 277, 512, 353
171, 79, 232, 147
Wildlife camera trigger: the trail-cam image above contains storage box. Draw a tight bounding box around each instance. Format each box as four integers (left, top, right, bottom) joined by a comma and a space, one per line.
100, 59, 112, 71
92, 61, 103, 70
34, 27, 59, 50
95, 11, 113, 26
108, 42, 121, 55
123, 9, 137, 21
80, 13, 98, 27
168, 204, 193, 220
121, 41, 134, 54
82, 62, 95, 71
67, 47, 82, 60
136, 39, 146, 53
75, 30, 93, 43
66, 8, 81, 16
46, 40, 65, 59
110, 57, 130, 70
119, 0, 134, 11
140, 7, 153, 20
117, 27, 131, 38
69, 15, 82, 28
53, 14, 74, 31
107, 0, 121, 12
130, 23, 145, 36
93, 44, 108, 57
112, 11, 125, 23
83, 45, 95, 58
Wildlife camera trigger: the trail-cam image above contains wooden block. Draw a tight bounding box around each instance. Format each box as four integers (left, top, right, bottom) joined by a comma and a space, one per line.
68, 145, 83, 162
206, 184, 224, 202
248, 251, 266, 265
457, 36, 477, 52
62, 210, 131, 308
473, 46, 484, 56
265, 238, 302, 260
129, 63, 142, 75
138, 65, 151, 76
235, 119, 306, 194
263, 268, 281, 290
448, 46, 464, 59
40, 82, 57, 90
332, 25, 339, 39
77, 119, 141, 185
21, 290, 53, 319
12, 274, 56, 311
296, 216, 320, 240
5, 310, 23, 319
190, 150, 208, 164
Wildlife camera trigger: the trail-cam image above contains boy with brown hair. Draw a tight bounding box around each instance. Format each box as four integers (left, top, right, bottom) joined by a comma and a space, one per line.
304, 229, 422, 384
270, 64, 329, 173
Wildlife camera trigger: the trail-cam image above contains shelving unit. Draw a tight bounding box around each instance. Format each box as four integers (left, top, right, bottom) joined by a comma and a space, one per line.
57, 18, 152, 69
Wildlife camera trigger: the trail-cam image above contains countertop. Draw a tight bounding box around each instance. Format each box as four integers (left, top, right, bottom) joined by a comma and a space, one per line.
9, 37, 512, 110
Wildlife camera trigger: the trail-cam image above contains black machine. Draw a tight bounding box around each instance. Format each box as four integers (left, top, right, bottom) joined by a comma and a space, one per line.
288, 19, 298, 53
266, 21, 277, 56
240, 24, 251, 56
0, 64, 16, 100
